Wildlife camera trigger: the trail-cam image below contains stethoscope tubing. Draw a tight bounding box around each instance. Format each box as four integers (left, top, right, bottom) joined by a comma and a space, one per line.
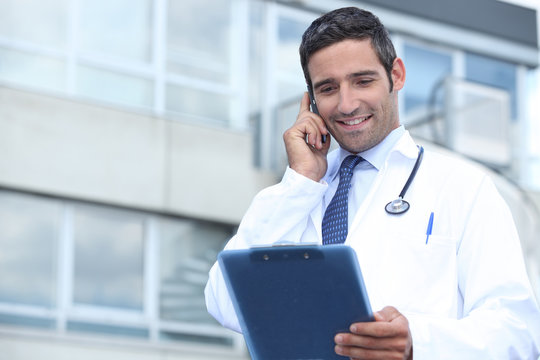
385, 145, 424, 215
398, 145, 424, 199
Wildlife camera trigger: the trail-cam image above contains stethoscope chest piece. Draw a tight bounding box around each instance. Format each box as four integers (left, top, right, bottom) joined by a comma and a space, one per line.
385, 197, 410, 215
384, 145, 424, 216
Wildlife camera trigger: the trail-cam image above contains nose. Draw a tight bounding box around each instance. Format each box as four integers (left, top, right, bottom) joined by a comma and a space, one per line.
337, 85, 358, 115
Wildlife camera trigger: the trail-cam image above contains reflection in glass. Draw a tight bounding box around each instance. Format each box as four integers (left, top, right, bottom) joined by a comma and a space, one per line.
0, 48, 66, 92
67, 321, 149, 338
465, 53, 517, 119
167, 0, 231, 83
76, 65, 153, 108
248, 1, 265, 113
403, 44, 452, 116
0, 0, 67, 48
159, 218, 231, 324
277, 16, 308, 75
78, 0, 152, 62
166, 84, 230, 124
0, 189, 237, 345
73, 205, 144, 310
275, 14, 313, 105
0, 313, 56, 329
0, 191, 60, 308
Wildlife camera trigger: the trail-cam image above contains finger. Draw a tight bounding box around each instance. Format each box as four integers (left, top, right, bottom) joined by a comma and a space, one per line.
352, 306, 404, 334
350, 322, 393, 337
300, 120, 321, 146
295, 93, 329, 149
348, 318, 408, 338
308, 115, 329, 149
285, 121, 320, 156
307, 125, 327, 149
335, 332, 411, 358
298, 116, 326, 149
335, 308, 413, 359
335, 333, 397, 350
335, 344, 403, 359
373, 311, 385, 322
299, 91, 310, 113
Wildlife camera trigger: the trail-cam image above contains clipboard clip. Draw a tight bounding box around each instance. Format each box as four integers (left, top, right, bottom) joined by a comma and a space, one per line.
250, 241, 319, 248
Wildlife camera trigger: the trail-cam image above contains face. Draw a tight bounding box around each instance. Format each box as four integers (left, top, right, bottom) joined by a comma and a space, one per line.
307, 39, 405, 154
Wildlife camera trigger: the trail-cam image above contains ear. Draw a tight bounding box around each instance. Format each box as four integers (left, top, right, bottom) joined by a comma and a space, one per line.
391, 57, 406, 91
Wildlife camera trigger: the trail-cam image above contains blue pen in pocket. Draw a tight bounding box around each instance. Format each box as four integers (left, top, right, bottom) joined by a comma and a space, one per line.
426, 212, 434, 244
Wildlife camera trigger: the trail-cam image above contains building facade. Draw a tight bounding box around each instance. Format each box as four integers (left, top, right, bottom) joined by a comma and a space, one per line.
0, 0, 538, 359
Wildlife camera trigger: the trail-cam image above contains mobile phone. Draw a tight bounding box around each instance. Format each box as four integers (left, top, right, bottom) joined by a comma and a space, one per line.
307, 85, 326, 143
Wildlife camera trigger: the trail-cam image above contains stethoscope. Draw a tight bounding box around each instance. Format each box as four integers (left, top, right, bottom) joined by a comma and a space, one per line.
384, 145, 424, 215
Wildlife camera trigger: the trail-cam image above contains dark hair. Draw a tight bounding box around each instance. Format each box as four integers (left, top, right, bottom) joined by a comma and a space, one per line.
299, 7, 397, 91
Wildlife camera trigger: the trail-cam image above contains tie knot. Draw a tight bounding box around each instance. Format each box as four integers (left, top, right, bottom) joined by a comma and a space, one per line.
340, 155, 362, 175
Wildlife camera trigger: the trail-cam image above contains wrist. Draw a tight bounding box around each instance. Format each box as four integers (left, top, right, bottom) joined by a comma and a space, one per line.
288, 165, 323, 182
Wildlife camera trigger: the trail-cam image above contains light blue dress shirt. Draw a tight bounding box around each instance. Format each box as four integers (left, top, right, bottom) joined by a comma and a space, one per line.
323, 125, 405, 227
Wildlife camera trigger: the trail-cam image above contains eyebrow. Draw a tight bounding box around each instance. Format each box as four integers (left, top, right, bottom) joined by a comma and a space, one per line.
313, 70, 380, 90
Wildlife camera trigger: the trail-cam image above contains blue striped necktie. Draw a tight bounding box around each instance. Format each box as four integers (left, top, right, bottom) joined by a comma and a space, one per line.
322, 155, 363, 245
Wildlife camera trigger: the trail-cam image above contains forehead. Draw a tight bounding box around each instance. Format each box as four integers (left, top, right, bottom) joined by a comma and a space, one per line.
307, 38, 384, 83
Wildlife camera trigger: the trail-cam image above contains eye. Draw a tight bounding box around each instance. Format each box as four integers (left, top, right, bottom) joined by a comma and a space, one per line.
357, 79, 374, 86
319, 85, 335, 94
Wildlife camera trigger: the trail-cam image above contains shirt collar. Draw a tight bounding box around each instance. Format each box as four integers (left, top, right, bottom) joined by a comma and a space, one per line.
337, 125, 406, 171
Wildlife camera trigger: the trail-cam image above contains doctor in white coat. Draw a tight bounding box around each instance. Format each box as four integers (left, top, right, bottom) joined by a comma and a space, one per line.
205, 7, 540, 359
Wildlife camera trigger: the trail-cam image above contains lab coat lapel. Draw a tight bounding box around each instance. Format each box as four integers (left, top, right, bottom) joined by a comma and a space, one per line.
308, 133, 418, 244
347, 133, 419, 240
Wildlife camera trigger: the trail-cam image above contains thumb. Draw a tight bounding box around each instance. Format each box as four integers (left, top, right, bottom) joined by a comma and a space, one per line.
374, 306, 401, 322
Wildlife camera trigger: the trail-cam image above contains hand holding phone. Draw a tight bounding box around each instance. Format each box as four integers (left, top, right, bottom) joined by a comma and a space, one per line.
282, 90, 330, 182
307, 85, 326, 144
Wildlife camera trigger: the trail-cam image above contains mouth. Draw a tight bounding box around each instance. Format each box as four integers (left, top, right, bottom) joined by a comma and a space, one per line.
338, 114, 373, 126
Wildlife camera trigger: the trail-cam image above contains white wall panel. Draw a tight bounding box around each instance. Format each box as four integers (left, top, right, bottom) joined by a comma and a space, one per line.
0, 87, 276, 223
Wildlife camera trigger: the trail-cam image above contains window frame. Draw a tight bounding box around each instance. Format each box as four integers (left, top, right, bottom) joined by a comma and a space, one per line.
0, 189, 243, 353
0, 0, 250, 130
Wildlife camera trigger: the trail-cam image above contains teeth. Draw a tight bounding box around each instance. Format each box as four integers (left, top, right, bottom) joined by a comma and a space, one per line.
343, 116, 370, 125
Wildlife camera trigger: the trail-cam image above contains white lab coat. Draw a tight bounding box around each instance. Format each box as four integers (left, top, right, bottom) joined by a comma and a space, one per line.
205, 131, 540, 359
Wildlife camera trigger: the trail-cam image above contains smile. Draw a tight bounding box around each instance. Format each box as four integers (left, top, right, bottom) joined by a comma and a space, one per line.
340, 115, 372, 125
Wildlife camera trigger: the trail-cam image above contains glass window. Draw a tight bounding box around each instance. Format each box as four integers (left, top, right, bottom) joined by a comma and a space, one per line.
465, 53, 517, 119
277, 16, 307, 76
67, 321, 149, 338
0, 191, 61, 308
167, 0, 231, 84
0, 190, 239, 346
78, 0, 152, 62
0, 0, 68, 48
159, 218, 231, 325
248, 1, 264, 114
166, 84, 231, 124
403, 44, 452, 116
72, 205, 145, 311
0, 48, 66, 92
76, 65, 154, 108
275, 13, 313, 103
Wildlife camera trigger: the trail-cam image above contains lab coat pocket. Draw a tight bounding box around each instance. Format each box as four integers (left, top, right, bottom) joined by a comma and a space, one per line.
384, 234, 458, 316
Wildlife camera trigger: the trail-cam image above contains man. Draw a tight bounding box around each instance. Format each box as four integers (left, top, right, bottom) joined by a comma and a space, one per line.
205, 7, 540, 359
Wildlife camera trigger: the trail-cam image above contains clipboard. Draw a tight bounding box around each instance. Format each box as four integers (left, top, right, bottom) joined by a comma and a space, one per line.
218, 245, 373, 360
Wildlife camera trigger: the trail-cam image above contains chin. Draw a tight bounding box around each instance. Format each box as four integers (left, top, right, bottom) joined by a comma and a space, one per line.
336, 137, 377, 154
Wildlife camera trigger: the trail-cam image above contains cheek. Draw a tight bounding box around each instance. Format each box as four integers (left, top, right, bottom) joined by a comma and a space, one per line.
318, 89, 391, 117
364, 90, 389, 109
317, 98, 336, 121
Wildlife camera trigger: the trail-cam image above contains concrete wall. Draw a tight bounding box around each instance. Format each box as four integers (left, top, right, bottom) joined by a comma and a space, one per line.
0, 86, 277, 224
0, 332, 248, 360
